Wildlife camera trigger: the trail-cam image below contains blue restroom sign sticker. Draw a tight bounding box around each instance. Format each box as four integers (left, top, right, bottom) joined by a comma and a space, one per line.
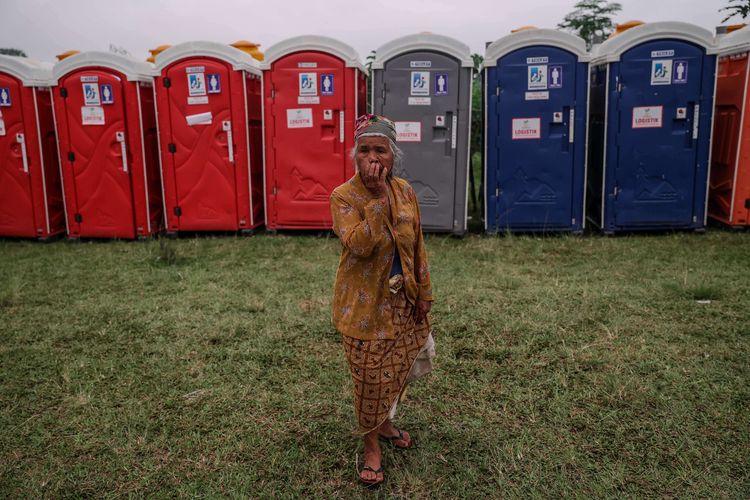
673, 61, 688, 84
435, 74, 448, 95
207, 74, 221, 93
549, 66, 563, 88
0, 87, 10, 106
100, 84, 114, 104
321, 74, 334, 95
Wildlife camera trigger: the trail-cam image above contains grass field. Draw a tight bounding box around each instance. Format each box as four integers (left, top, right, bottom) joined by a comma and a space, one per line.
1, 231, 748, 497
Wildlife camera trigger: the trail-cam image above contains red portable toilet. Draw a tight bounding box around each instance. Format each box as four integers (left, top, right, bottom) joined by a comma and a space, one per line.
51, 52, 162, 239
0, 55, 64, 239
152, 41, 264, 234
710, 27, 750, 227
260, 36, 367, 230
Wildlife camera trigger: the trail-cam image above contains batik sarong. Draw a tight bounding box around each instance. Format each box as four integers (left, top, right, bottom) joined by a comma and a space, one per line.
342, 285, 432, 433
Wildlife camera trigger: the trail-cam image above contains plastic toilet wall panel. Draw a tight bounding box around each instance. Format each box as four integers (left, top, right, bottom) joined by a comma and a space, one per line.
374, 50, 469, 234
710, 53, 750, 226
264, 51, 355, 229
585, 65, 608, 229
54, 67, 159, 239
486, 46, 586, 233
0, 74, 37, 236
601, 41, 715, 232
162, 58, 242, 231
246, 74, 264, 228
137, 83, 164, 234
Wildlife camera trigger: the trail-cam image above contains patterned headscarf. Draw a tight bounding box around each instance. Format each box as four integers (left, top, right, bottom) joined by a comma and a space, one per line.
354, 114, 397, 143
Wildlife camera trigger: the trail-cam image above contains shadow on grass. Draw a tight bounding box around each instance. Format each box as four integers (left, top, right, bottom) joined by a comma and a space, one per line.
663, 281, 724, 301
150, 239, 188, 267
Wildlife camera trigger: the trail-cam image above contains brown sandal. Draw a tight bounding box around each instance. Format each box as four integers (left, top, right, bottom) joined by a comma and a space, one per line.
379, 429, 412, 449
359, 464, 385, 487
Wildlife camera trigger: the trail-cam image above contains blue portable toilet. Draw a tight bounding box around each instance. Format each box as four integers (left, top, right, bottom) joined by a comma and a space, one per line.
587, 22, 718, 233
483, 29, 590, 233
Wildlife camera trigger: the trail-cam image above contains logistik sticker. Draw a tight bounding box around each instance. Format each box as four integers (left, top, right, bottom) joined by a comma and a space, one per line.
632, 106, 663, 128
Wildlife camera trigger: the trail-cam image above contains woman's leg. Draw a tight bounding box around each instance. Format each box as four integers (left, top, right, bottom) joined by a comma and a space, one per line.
361, 428, 383, 482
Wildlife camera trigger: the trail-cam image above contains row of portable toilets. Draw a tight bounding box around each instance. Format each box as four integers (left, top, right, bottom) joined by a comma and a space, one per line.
1, 22, 749, 240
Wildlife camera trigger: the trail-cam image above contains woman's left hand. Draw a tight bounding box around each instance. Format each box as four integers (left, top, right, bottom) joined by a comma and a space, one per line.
414, 299, 432, 324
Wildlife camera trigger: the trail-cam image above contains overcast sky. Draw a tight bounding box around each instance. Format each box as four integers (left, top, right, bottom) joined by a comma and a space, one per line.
0, 0, 735, 62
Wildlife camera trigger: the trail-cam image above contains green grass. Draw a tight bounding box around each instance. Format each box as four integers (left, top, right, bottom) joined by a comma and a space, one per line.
1, 231, 749, 497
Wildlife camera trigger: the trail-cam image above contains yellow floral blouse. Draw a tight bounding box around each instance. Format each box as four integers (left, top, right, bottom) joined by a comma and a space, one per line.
330, 173, 433, 340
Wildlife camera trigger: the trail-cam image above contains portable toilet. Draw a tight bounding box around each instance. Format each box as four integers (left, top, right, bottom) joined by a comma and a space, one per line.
0, 55, 65, 239
587, 22, 718, 233
51, 52, 162, 239
260, 36, 367, 230
152, 41, 264, 235
483, 29, 590, 233
370, 33, 473, 235
709, 27, 750, 227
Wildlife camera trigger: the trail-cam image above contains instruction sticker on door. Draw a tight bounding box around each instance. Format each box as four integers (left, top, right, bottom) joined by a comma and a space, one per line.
632, 106, 663, 128
287, 108, 313, 128
651, 60, 672, 85
82, 83, 101, 106
408, 97, 431, 106
81, 106, 105, 126
395, 121, 422, 142
298, 96, 320, 104
186, 111, 212, 126
411, 71, 430, 96
188, 72, 207, 96
299, 73, 317, 96
188, 96, 209, 105
525, 91, 549, 101
528, 65, 547, 90
512, 118, 541, 140
0, 117, 5, 136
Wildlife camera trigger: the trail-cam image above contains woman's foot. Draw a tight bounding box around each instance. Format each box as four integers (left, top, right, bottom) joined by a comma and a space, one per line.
378, 419, 412, 448
360, 430, 384, 485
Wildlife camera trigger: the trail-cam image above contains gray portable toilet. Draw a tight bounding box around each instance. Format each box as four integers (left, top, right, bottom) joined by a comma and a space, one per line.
371, 33, 473, 235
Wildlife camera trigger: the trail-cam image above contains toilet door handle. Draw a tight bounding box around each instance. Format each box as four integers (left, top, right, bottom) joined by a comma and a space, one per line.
223, 121, 234, 163
116, 131, 128, 173
339, 111, 345, 143
692, 104, 700, 140
16, 133, 29, 174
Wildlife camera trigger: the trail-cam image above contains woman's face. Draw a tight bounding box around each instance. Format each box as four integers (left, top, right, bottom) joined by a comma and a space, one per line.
355, 136, 394, 176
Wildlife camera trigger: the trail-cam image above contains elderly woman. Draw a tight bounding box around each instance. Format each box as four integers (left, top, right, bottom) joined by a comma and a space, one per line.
330, 114, 435, 486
